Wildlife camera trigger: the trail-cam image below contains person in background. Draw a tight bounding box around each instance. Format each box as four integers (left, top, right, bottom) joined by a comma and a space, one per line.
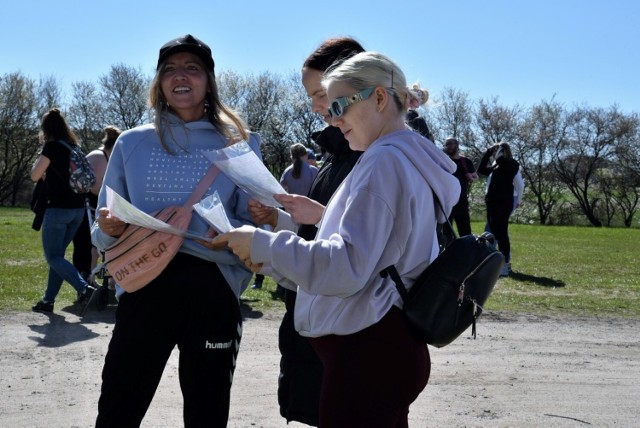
276, 143, 320, 297
307, 148, 318, 167
477, 141, 520, 277
484, 167, 525, 216
483, 166, 524, 273
280, 143, 319, 195
30, 108, 97, 314
91, 34, 260, 427
405, 84, 434, 141
71, 129, 119, 283
213, 51, 460, 427
443, 137, 478, 237
82, 126, 122, 279
244, 37, 365, 426
250, 273, 265, 289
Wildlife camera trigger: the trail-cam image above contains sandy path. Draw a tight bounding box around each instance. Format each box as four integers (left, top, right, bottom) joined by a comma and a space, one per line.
1, 307, 638, 427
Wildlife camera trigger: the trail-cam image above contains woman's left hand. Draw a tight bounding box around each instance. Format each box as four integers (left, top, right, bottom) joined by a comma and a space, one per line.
211, 225, 262, 271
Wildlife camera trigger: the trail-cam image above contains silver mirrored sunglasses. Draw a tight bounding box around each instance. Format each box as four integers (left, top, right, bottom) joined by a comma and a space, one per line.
327, 87, 375, 118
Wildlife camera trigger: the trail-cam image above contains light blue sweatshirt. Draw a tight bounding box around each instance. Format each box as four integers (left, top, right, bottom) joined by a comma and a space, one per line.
91, 113, 261, 298
251, 129, 461, 337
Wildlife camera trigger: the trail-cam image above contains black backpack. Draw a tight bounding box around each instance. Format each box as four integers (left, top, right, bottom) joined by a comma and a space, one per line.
381, 195, 504, 348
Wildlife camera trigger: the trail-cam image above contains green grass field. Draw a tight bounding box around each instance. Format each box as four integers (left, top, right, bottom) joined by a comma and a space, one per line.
1, 207, 638, 318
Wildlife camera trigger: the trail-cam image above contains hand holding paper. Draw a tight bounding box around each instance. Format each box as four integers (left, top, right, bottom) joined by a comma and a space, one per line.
106, 186, 208, 241
211, 225, 262, 271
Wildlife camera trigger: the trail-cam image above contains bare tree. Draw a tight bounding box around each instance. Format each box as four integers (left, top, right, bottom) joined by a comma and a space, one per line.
476, 97, 522, 147
219, 70, 323, 177
36, 75, 63, 118
282, 71, 324, 148
67, 81, 105, 151
554, 106, 637, 227
431, 87, 476, 152
99, 64, 150, 130
515, 99, 567, 224
218, 70, 250, 111
603, 117, 640, 227
242, 72, 284, 133
601, 173, 640, 227
0, 72, 40, 205
221, 71, 292, 176
614, 116, 640, 183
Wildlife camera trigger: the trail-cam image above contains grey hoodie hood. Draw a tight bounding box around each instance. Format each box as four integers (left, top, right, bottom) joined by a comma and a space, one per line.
370, 129, 460, 222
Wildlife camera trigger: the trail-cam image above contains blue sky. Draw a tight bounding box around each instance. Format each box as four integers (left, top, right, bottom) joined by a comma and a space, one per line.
2, 0, 639, 113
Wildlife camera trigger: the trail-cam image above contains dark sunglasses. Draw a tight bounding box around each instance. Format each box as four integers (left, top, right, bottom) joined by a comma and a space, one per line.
327, 87, 375, 118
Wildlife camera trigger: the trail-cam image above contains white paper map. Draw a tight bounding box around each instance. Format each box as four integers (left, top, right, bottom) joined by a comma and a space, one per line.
193, 190, 234, 233
202, 141, 286, 207
106, 186, 208, 241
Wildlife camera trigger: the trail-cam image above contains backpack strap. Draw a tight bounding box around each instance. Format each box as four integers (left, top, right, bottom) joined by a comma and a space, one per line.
380, 265, 409, 302
380, 190, 457, 300
47, 140, 74, 183
432, 190, 457, 241
56, 139, 75, 152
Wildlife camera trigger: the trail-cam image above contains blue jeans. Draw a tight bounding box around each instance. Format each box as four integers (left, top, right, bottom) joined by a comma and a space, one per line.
41, 207, 89, 303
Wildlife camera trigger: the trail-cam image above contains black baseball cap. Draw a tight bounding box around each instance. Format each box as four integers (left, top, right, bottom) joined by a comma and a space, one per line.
157, 34, 215, 72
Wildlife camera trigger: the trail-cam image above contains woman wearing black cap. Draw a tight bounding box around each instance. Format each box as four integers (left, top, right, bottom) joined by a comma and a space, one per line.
92, 34, 261, 427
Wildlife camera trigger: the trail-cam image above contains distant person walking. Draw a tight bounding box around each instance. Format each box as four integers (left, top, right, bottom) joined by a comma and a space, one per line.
30, 108, 96, 314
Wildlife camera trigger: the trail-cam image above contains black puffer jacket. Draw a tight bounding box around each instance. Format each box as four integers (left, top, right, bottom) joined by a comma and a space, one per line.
278, 126, 361, 425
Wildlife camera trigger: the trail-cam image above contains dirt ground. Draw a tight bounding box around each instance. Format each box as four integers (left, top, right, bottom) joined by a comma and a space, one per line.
0, 303, 638, 428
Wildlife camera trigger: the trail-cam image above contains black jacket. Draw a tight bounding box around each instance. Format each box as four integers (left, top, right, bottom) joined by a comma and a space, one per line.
279, 126, 361, 425
477, 149, 519, 205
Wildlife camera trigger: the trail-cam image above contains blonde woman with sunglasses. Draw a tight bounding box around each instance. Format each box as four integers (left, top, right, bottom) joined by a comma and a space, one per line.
213, 52, 460, 427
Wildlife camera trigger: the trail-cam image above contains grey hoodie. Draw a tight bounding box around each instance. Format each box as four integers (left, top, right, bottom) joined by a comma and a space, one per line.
91, 113, 261, 298
252, 129, 460, 337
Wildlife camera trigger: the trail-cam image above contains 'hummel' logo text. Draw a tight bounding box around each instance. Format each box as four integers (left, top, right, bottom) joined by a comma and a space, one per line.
205, 340, 232, 349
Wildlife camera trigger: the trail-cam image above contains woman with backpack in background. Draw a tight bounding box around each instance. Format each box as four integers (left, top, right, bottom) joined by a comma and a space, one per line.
30, 107, 96, 314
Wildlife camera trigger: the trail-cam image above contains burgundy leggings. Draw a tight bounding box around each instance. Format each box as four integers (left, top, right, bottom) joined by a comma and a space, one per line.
309, 307, 430, 428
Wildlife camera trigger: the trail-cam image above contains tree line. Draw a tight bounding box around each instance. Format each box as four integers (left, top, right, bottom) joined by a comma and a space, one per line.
1, 66, 638, 227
